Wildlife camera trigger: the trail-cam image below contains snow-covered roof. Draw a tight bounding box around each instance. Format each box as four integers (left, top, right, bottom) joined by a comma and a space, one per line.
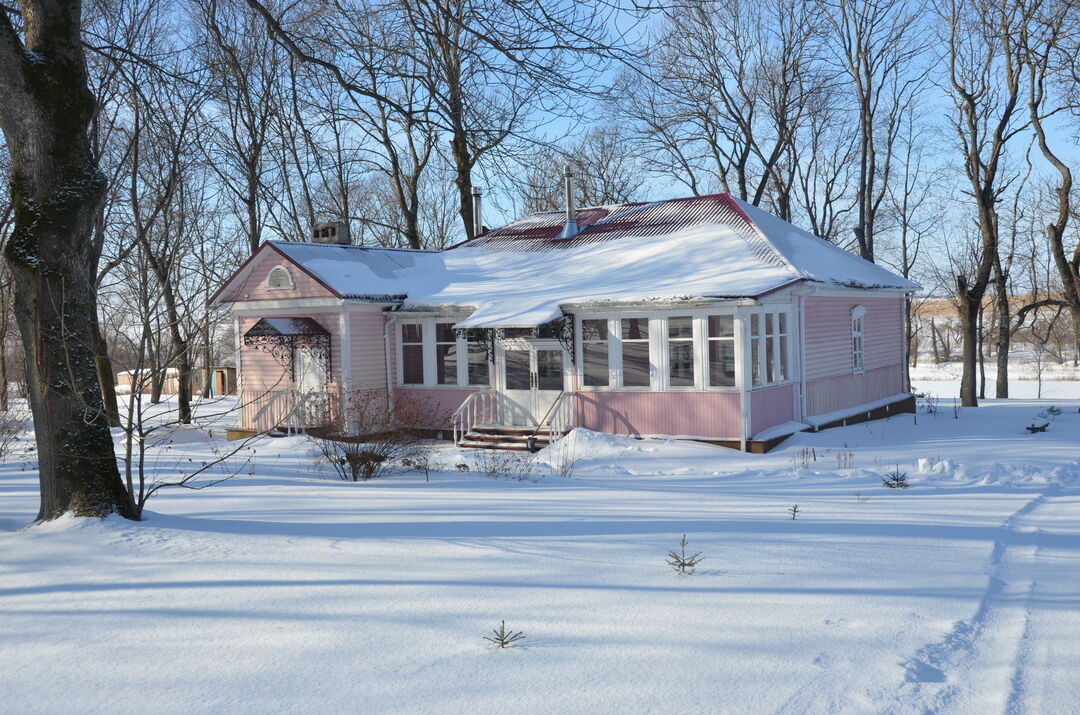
222, 194, 917, 327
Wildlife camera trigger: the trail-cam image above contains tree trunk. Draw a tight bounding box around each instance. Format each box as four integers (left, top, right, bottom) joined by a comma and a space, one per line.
0, 1, 134, 520
92, 313, 121, 426
993, 276, 1010, 399
957, 277, 979, 407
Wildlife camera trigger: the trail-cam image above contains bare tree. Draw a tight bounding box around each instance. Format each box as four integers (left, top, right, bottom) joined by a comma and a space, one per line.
940, 0, 1030, 406
820, 0, 928, 262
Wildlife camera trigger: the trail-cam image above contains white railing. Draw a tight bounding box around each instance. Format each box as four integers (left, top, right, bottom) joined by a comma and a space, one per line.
545, 392, 575, 444
241, 388, 336, 434
451, 390, 500, 444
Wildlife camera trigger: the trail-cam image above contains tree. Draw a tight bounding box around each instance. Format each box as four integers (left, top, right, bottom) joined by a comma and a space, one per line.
820, 0, 928, 262
940, 0, 1029, 407
0, 0, 133, 520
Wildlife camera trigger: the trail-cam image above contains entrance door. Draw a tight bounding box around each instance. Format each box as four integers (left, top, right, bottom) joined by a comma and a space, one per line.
498, 340, 566, 426
293, 347, 329, 427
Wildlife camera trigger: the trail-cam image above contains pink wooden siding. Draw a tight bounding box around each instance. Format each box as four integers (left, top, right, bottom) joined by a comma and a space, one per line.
575, 392, 741, 439
806, 364, 903, 417
238, 312, 342, 389
395, 388, 474, 431
804, 296, 903, 379
234, 250, 335, 302
751, 385, 794, 435
802, 296, 905, 416
350, 311, 388, 389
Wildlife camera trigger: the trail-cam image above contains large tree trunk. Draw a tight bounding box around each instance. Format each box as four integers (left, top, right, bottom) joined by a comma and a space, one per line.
0, 0, 133, 520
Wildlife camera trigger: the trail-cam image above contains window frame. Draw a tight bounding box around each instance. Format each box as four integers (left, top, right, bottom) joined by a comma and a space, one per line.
266, 265, 295, 291
618, 316, 653, 390
747, 307, 794, 389
851, 305, 866, 374
575, 309, 763, 393
395, 317, 493, 389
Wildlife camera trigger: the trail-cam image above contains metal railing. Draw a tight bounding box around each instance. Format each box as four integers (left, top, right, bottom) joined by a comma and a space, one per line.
450, 390, 500, 444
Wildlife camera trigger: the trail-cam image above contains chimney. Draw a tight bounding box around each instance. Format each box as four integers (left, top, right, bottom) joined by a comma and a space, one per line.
312, 220, 350, 245
471, 187, 484, 237
559, 165, 578, 239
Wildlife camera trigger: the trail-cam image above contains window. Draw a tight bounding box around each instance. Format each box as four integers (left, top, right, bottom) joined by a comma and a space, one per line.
401, 323, 424, 384
434, 323, 458, 384
466, 330, 489, 386
851, 306, 865, 373
581, 319, 610, 387
750, 314, 762, 386
267, 265, 293, 290
621, 318, 650, 387
749, 311, 791, 387
707, 315, 736, 387
668, 316, 694, 387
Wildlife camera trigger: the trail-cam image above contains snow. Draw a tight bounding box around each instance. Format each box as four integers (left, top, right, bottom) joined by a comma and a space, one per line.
1, 374, 1079, 713
266, 200, 914, 328
733, 198, 920, 292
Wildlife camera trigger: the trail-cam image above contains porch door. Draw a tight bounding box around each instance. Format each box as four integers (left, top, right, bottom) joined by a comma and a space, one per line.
294, 347, 327, 392
498, 340, 566, 426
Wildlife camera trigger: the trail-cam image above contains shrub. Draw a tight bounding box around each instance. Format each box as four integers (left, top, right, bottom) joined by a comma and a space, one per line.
307, 390, 428, 481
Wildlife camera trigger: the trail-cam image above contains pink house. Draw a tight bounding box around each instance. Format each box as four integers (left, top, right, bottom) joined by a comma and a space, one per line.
210, 193, 917, 451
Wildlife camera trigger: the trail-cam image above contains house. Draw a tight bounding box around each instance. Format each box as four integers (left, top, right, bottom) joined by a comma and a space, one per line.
210, 192, 918, 451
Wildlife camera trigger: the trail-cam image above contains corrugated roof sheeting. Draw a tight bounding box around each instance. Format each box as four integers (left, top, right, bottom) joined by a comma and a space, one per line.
455, 194, 791, 268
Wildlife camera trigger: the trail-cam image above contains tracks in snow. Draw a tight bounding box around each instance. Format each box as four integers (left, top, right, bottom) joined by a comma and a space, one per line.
898, 486, 1061, 714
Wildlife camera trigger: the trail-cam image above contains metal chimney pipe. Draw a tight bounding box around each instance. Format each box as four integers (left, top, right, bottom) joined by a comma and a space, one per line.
560, 165, 578, 239
471, 187, 483, 237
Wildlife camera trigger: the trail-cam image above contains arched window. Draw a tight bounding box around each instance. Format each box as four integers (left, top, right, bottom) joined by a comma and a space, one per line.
267, 265, 294, 291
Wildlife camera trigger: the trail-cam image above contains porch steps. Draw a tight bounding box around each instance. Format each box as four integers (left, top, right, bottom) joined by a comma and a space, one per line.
459, 424, 567, 451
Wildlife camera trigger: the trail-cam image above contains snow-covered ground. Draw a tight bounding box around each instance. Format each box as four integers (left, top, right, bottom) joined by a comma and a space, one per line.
2, 377, 1079, 713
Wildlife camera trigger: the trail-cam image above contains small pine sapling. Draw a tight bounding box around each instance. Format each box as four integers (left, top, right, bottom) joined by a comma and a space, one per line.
666, 534, 704, 575
788, 504, 800, 520
882, 466, 910, 489
483, 620, 526, 649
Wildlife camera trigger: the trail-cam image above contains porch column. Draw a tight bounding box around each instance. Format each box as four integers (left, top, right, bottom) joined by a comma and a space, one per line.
735, 307, 752, 451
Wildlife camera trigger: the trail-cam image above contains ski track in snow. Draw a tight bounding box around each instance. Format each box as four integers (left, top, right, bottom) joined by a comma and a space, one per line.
898, 485, 1063, 714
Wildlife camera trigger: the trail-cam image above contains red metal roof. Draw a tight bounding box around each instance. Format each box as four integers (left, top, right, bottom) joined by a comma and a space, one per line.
454, 193, 762, 252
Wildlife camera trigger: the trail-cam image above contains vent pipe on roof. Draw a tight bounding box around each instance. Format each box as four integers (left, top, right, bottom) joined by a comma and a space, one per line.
471, 187, 484, 237
559, 165, 578, 239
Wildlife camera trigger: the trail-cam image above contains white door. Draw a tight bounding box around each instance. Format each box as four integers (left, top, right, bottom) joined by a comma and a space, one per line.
294, 347, 327, 392
293, 347, 328, 427
498, 340, 566, 426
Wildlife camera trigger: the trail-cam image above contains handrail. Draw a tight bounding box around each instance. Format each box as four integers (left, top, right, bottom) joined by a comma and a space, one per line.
545, 392, 574, 445
532, 389, 565, 436
450, 390, 499, 444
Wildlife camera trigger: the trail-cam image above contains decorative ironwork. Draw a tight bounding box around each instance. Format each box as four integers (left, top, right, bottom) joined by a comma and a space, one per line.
243, 317, 332, 381
454, 327, 496, 361
540, 315, 575, 364
461, 316, 576, 364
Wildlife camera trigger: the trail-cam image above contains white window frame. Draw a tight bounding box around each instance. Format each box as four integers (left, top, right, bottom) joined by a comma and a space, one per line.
851, 305, 866, 374
398, 321, 426, 386
579, 317, 613, 389
266, 265, 294, 291
395, 317, 492, 388
748, 307, 794, 389
618, 316, 653, 390
574, 309, 749, 393
704, 314, 737, 390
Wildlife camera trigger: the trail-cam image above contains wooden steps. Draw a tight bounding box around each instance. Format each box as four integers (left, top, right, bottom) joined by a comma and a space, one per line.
458, 424, 566, 451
